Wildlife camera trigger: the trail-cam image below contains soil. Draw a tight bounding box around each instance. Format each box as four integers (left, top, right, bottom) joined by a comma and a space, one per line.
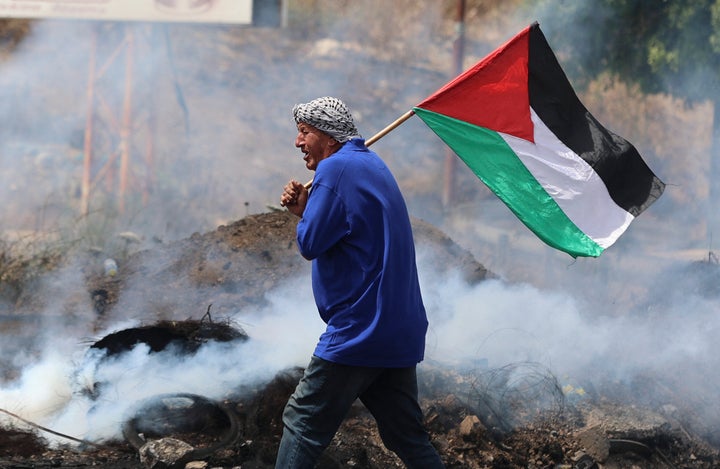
2, 210, 719, 468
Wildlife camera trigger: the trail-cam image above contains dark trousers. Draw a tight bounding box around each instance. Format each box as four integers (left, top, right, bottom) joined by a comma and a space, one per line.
275, 355, 445, 468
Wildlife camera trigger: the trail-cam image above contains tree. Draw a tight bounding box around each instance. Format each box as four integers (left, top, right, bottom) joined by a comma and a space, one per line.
532, 0, 720, 241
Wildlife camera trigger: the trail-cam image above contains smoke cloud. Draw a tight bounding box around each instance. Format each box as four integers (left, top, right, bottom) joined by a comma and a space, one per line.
2, 250, 720, 445
1, 0, 719, 451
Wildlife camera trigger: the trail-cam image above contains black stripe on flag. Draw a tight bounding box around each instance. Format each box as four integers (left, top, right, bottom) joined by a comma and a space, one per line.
527, 23, 665, 217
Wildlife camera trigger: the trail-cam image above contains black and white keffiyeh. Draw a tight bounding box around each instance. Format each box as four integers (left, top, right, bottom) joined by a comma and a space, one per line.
292, 97, 361, 143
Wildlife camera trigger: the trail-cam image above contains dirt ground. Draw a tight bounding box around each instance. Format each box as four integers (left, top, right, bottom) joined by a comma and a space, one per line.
2, 210, 719, 468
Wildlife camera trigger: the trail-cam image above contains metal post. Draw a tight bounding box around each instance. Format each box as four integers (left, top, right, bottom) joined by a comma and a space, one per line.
81, 26, 98, 217
709, 98, 720, 247
81, 23, 156, 218
118, 27, 134, 214
442, 0, 466, 207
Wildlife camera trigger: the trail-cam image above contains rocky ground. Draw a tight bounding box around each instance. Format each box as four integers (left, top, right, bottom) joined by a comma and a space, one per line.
1, 210, 719, 468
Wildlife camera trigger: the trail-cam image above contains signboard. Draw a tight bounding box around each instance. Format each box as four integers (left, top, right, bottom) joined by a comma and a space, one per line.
0, 0, 255, 24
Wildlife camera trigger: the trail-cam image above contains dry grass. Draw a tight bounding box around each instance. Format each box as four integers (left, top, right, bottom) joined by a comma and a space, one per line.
0, 231, 68, 308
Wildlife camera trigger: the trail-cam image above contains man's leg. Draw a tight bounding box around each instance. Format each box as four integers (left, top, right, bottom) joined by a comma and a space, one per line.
275, 356, 380, 469
360, 367, 445, 469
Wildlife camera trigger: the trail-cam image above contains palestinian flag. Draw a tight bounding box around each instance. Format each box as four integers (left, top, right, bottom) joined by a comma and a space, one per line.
413, 22, 665, 258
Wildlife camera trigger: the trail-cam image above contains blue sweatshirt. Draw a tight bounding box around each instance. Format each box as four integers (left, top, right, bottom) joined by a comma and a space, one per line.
296, 139, 428, 367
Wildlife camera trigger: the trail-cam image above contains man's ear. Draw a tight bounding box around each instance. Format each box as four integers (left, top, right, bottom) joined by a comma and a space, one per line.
327, 137, 340, 149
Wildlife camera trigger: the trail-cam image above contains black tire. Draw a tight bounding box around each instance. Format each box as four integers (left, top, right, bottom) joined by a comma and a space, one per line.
122, 392, 240, 459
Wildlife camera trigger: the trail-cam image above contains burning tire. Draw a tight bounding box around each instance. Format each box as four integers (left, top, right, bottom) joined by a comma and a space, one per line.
90, 319, 248, 356
122, 392, 240, 458
76, 319, 249, 399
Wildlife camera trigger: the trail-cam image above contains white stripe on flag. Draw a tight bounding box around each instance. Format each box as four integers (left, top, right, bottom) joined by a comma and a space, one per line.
500, 109, 634, 248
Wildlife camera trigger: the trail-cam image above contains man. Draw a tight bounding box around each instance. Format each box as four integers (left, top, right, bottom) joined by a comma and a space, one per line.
277, 96, 444, 468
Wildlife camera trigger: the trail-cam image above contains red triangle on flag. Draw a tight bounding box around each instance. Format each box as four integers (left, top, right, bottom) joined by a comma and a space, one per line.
417, 24, 534, 143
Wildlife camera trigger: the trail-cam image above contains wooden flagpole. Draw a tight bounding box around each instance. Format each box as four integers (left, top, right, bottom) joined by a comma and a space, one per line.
303, 109, 416, 189
365, 109, 415, 146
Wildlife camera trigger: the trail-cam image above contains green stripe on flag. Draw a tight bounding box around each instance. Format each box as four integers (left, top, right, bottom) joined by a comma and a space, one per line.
413, 107, 602, 258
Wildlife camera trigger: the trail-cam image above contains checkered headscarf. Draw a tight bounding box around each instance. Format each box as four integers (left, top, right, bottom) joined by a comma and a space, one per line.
292, 97, 361, 143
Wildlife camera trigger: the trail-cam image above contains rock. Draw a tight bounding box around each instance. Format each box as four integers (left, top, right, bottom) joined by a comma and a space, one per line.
139, 437, 195, 469
184, 462, 208, 469
583, 403, 671, 440
459, 414, 485, 441
576, 426, 610, 462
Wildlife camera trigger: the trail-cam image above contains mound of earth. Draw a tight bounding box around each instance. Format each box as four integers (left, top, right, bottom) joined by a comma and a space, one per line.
86, 210, 492, 326
2, 211, 720, 468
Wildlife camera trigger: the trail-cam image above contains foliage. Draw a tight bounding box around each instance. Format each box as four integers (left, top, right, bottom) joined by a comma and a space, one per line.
0, 19, 32, 56
531, 0, 720, 105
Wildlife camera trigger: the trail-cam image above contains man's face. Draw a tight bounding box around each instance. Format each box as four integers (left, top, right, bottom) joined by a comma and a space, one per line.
295, 122, 337, 171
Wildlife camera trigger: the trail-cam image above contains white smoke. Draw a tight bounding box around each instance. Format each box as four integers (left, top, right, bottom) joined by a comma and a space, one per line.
423, 273, 720, 383
0, 275, 323, 444
3, 251, 719, 445
1, 0, 718, 452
